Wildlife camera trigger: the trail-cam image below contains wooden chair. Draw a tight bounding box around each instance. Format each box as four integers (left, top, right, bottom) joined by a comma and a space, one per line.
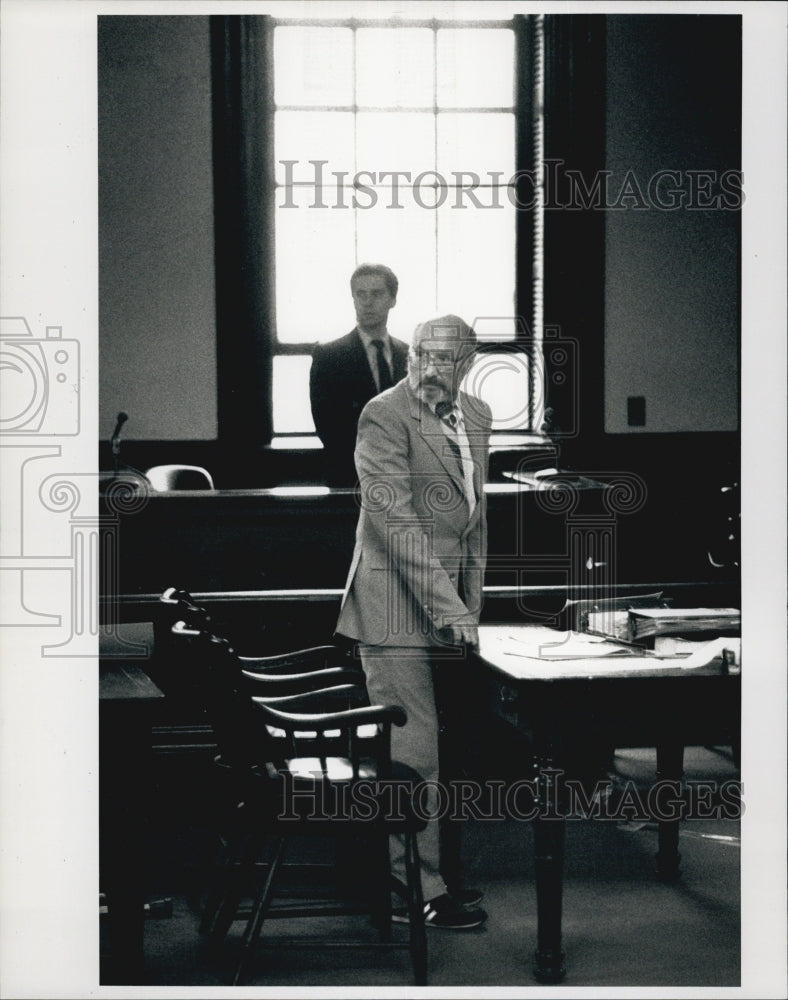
145, 464, 215, 490
154, 588, 369, 919
155, 587, 364, 695
168, 620, 429, 986
154, 586, 366, 756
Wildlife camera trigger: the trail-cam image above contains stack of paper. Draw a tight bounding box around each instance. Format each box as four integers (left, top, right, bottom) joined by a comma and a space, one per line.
628, 607, 740, 641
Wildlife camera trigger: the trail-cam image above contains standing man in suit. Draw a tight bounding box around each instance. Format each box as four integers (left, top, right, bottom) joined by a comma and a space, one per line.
310, 263, 410, 486
336, 314, 492, 930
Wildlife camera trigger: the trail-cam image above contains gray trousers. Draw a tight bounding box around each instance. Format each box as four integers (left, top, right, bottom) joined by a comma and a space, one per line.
358, 644, 447, 902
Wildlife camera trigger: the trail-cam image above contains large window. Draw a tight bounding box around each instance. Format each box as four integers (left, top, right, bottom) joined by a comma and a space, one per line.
270, 20, 540, 437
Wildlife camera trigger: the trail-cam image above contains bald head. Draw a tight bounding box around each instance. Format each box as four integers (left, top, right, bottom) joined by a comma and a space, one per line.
408, 314, 477, 406
413, 314, 476, 354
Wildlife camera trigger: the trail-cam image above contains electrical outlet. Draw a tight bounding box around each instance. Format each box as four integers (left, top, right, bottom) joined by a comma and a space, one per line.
627, 395, 646, 426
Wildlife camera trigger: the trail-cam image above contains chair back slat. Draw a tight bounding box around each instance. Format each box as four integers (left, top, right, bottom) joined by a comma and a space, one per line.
162, 590, 411, 827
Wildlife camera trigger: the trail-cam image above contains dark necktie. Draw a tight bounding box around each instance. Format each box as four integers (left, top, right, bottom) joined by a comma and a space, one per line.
435, 401, 477, 515
435, 400, 458, 428
435, 401, 461, 464
371, 339, 393, 392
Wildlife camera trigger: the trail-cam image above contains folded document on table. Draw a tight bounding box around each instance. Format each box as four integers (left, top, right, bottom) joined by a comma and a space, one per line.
505, 628, 640, 659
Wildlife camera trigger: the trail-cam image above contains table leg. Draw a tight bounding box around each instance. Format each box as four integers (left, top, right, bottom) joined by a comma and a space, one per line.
100, 708, 151, 983
532, 760, 566, 983
103, 870, 147, 983
655, 742, 684, 882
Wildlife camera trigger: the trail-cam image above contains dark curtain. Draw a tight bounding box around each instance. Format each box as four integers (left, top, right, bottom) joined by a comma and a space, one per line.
211, 15, 276, 466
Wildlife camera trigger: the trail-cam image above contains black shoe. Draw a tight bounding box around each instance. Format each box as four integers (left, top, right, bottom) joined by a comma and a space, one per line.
449, 887, 484, 909
392, 893, 487, 929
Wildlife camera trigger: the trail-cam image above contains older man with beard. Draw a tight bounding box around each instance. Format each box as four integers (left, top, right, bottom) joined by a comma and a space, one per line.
336, 314, 492, 930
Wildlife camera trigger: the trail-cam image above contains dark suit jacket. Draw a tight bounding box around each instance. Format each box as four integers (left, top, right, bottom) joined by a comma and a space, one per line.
336, 381, 492, 647
309, 328, 409, 486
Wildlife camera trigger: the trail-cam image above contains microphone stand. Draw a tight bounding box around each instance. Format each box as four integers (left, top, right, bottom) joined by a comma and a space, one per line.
111, 411, 128, 478
104, 412, 152, 492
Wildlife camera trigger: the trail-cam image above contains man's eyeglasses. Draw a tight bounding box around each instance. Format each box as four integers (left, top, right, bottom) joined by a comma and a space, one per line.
410, 348, 456, 367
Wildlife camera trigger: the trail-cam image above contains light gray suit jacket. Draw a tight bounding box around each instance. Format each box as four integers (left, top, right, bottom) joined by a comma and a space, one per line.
336, 380, 492, 647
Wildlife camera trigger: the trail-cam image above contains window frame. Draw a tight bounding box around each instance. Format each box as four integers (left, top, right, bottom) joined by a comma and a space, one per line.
209, 13, 543, 460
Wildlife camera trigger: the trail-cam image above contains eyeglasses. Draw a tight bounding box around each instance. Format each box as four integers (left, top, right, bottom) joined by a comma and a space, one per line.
409, 348, 456, 367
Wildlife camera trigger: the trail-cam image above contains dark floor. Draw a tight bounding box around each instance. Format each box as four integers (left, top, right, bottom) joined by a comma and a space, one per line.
104, 746, 740, 990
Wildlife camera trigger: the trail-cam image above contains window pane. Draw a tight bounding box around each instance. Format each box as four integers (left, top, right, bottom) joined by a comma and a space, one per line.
275, 111, 355, 184
356, 112, 435, 180
274, 27, 353, 106
437, 29, 514, 108
461, 350, 530, 430
271, 24, 528, 428
356, 28, 434, 108
436, 112, 514, 182
275, 194, 356, 342
273, 355, 315, 433
436, 197, 516, 337
355, 194, 437, 342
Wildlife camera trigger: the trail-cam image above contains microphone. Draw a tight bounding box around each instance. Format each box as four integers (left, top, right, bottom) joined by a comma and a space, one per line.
102, 411, 150, 492
111, 411, 128, 472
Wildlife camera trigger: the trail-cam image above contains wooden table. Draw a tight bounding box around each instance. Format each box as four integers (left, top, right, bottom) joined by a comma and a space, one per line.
100, 623, 163, 984
473, 625, 740, 984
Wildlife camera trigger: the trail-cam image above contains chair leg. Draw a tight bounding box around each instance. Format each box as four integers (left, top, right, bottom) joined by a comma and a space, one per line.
403, 831, 427, 986
198, 831, 238, 936
369, 832, 392, 942
232, 836, 288, 987
207, 830, 263, 953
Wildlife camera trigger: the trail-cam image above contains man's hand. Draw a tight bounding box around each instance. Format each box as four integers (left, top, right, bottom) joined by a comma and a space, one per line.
448, 623, 479, 650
